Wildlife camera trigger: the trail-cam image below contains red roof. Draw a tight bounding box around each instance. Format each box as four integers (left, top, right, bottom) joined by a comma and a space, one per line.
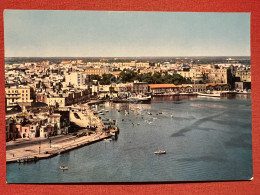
206, 83, 227, 87
149, 84, 176, 88
175, 85, 189, 88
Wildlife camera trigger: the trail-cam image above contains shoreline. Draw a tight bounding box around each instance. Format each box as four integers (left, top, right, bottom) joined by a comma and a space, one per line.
6, 134, 111, 164
6, 102, 111, 164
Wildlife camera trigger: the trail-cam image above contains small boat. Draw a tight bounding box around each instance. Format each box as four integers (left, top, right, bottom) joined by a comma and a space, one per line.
105, 110, 109, 112
147, 112, 152, 115
158, 112, 163, 114
102, 118, 110, 121
104, 138, 112, 142
60, 166, 69, 170
99, 113, 105, 115
137, 123, 140, 125
154, 150, 166, 155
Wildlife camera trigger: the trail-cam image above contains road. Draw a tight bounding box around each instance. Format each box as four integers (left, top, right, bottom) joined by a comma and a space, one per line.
6, 135, 72, 150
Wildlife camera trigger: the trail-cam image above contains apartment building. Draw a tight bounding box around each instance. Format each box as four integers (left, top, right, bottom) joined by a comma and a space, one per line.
5, 86, 33, 107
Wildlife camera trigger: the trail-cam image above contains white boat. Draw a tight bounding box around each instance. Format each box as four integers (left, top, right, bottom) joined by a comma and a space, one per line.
127, 95, 151, 103
197, 93, 221, 97
154, 150, 166, 155
104, 138, 112, 142
60, 166, 68, 170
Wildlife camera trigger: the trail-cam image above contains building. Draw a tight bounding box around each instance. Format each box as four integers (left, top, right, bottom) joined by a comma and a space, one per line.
235, 82, 251, 92
136, 62, 150, 68
61, 60, 72, 64
133, 81, 150, 94
206, 83, 230, 91
5, 86, 34, 107
191, 84, 207, 93
47, 96, 66, 107
177, 70, 203, 83
235, 70, 251, 82
149, 84, 176, 95
85, 68, 109, 77
65, 72, 87, 87
208, 68, 232, 84
36, 94, 47, 104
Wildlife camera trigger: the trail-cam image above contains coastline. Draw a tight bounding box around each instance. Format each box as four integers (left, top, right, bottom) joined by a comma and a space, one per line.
6, 133, 111, 164
6, 102, 111, 164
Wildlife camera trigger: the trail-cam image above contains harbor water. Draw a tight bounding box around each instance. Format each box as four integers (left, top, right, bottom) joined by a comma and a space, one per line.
6, 95, 252, 183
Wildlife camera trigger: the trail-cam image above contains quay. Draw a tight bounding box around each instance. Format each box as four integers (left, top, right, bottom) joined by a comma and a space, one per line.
6, 103, 111, 164
6, 133, 111, 164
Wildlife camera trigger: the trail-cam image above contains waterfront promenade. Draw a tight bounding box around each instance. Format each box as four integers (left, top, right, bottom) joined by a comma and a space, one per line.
6, 104, 109, 163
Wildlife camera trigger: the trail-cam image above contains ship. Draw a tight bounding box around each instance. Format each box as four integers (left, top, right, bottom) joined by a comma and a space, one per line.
112, 95, 151, 104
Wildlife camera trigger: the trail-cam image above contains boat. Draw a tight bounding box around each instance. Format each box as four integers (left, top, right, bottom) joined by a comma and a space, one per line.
197, 92, 221, 97
154, 150, 166, 155
112, 95, 151, 104
105, 110, 109, 112
104, 138, 113, 142
236, 90, 251, 94
127, 95, 151, 104
102, 118, 110, 121
60, 166, 69, 170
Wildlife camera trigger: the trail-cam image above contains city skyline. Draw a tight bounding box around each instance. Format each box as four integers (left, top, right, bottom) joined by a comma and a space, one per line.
4, 10, 250, 57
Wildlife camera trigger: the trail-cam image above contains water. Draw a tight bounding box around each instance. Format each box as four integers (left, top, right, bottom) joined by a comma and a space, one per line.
6, 95, 252, 183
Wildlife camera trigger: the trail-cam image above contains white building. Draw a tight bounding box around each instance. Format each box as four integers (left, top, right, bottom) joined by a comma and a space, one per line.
65, 72, 87, 87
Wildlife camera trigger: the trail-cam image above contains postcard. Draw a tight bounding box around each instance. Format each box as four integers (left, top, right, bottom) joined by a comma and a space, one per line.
4, 10, 252, 183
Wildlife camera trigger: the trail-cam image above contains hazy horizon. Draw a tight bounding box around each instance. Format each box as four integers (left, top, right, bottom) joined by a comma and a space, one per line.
5, 55, 251, 58
4, 10, 250, 57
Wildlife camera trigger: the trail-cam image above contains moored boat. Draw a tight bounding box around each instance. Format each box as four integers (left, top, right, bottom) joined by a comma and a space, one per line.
197, 93, 221, 97
104, 138, 113, 142
60, 166, 68, 170
154, 150, 166, 155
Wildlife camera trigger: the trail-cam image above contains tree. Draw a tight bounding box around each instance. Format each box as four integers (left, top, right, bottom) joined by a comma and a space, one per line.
100, 74, 115, 85
90, 75, 101, 81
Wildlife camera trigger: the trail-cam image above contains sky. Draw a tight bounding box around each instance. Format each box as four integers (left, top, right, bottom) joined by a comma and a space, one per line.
4, 10, 250, 57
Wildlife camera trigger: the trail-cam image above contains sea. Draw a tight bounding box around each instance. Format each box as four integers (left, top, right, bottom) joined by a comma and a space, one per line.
6, 95, 252, 183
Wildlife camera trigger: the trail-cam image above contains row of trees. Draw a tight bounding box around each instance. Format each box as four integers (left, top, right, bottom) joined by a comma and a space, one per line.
90, 70, 191, 85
